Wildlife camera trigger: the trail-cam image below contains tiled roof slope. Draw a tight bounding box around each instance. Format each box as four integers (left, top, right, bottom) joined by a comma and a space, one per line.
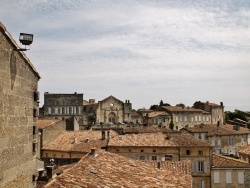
238, 145, 250, 155
148, 111, 170, 118
46, 149, 192, 188
161, 106, 209, 113
36, 119, 62, 129
42, 130, 117, 152
123, 126, 163, 134
108, 133, 211, 147
213, 153, 250, 168
184, 124, 250, 136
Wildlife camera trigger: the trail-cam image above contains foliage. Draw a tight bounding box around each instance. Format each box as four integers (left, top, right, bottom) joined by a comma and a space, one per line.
149, 100, 171, 110
176, 103, 185, 108
225, 109, 247, 121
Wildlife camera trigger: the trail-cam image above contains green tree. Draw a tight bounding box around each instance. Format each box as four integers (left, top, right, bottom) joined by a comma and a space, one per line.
176, 103, 185, 108
150, 104, 159, 110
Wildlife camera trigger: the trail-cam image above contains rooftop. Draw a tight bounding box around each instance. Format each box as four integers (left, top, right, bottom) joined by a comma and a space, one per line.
183, 124, 250, 136
213, 153, 250, 168
42, 130, 117, 153
148, 111, 170, 118
45, 149, 192, 187
36, 119, 62, 129
108, 132, 211, 148
237, 145, 250, 155
161, 106, 209, 113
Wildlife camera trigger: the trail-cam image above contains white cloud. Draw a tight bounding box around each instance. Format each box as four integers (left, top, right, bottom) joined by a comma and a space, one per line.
1, 0, 250, 111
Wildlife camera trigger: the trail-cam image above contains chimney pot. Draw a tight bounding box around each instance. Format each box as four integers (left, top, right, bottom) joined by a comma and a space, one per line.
90, 148, 97, 157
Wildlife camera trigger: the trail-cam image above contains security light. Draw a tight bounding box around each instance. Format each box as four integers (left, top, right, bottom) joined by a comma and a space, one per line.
15, 33, 34, 51
19, 33, 33, 45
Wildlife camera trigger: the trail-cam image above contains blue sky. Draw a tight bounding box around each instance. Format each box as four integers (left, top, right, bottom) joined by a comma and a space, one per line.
1, 0, 249, 111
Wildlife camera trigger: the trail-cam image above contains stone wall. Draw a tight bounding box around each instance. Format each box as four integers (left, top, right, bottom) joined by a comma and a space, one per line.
0, 23, 40, 188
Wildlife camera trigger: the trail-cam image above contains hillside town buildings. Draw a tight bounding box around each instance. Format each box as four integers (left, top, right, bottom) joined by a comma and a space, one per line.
0, 22, 40, 188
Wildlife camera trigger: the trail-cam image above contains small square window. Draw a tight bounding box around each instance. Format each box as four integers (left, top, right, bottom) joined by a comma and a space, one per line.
186, 150, 191, 155
198, 150, 203, 155
141, 150, 144, 152
153, 150, 156, 153
151, 156, 157, 160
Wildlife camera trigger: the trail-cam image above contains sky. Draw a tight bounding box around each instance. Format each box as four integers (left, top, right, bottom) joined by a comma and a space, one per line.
0, 0, 249, 111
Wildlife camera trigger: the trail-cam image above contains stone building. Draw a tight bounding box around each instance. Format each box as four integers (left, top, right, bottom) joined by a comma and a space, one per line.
83, 95, 132, 124
43, 92, 84, 128
36, 119, 66, 158
181, 124, 250, 156
211, 153, 250, 188
44, 149, 192, 187
108, 132, 212, 188
160, 106, 211, 130
0, 22, 40, 187
193, 101, 225, 124
238, 145, 250, 163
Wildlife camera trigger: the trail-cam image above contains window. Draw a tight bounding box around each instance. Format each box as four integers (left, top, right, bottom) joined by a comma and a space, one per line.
217, 139, 221, 146
141, 150, 144, 152
198, 180, 205, 188
194, 133, 199, 139
238, 171, 244, 184
69, 107, 72, 114
62, 107, 65, 114
215, 148, 221, 154
198, 161, 204, 172
151, 156, 157, 161
55, 108, 58, 114
201, 133, 206, 140
211, 140, 215, 146
48, 107, 51, 114
153, 150, 156, 153
195, 116, 197, 121
214, 172, 220, 183
226, 172, 232, 183
186, 150, 191, 155
139, 156, 146, 161
229, 138, 234, 145
198, 150, 203, 156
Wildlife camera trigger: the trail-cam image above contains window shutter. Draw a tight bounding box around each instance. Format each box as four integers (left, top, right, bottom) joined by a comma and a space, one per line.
192, 161, 196, 172
204, 162, 209, 172
226, 172, 232, 183
214, 171, 220, 183
238, 171, 244, 184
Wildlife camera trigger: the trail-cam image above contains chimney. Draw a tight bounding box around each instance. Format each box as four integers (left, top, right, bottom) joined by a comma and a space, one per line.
46, 166, 53, 179
101, 131, 106, 140
206, 101, 209, 105
85, 138, 89, 142
220, 102, 223, 106
90, 148, 97, 157
157, 162, 161, 169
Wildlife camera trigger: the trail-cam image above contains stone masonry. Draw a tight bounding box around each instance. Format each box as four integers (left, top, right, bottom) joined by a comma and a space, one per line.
0, 22, 40, 188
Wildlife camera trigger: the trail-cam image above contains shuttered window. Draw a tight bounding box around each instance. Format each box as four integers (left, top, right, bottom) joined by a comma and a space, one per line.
238, 171, 244, 184
226, 172, 232, 183
214, 172, 220, 183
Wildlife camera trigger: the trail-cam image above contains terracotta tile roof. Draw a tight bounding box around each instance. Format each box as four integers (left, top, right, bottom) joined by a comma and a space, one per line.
46, 149, 192, 188
108, 132, 211, 148
213, 153, 250, 168
131, 111, 141, 118
36, 119, 62, 129
42, 130, 117, 153
161, 106, 208, 113
123, 126, 163, 134
184, 124, 250, 136
238, 145, 250, 155
148, 111, 170, 118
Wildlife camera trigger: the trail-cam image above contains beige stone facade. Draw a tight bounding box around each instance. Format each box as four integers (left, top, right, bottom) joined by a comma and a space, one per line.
160, 106, 211, 130
0, 22, 40, 187
108, 133, 212, 188
193, 101, 225, 124
181, 124, 250, 156
43, 92, 84, 128
211, 154, 250, 188
84, 95, 132, 124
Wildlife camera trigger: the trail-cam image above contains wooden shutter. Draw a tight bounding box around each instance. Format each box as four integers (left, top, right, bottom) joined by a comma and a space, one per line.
238, 171, 244, 184
214, 171, 220, 183
226, 172, 232, 183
